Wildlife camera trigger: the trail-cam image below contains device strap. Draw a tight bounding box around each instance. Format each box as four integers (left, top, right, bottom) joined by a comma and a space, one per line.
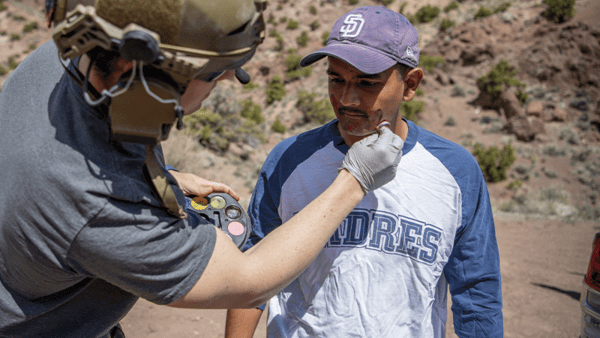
144, 144, 187, 219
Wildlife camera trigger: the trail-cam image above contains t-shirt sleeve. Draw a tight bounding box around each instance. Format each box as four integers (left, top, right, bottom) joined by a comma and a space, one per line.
443, 166, 503, 337
67, 198, 216, 305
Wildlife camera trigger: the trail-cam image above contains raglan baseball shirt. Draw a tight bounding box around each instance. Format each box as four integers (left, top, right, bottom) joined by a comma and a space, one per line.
246, 119, 503, 337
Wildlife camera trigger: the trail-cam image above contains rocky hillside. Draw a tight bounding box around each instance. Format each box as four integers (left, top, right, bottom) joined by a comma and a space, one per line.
1, 0, 599, 221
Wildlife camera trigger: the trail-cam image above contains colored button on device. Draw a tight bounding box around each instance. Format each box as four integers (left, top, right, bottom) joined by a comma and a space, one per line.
228, 221, 245, 236
210, 196, 226, 209
191, 196, 209, 210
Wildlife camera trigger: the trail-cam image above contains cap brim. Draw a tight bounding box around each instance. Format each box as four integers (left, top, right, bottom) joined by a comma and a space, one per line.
299, 43, 397, 74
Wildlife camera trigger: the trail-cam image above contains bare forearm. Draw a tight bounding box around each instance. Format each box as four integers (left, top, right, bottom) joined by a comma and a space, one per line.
169, 170, 363, 308
225, 308, 264, 338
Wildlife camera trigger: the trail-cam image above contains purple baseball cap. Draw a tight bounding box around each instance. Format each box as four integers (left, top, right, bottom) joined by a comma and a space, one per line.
300, 6, 419, 74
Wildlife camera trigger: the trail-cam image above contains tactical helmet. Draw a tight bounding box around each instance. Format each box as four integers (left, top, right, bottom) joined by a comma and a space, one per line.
47, 0, 266, 85
45, 0, 266, 144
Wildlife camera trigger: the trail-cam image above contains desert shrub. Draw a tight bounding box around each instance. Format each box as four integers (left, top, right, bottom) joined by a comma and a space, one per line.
415, 88, 424, 97
558, 126, 580, 145
439, 18, 455, 31
349, 0, 359, 5
309, 20, 321, 31
401, 100, 425, 123
472, 142, 516, 182
28, 42, 37, 51
494, 2, 511, 13
266, 75, 286, 105
243, 81, 260, 91
507, 179, 522, 192
378, 0, 393, 7
0, 64, 7, 76
474, 6, 493, 20
0, 0, 7, 11
13, 15, 26, 21
296, 31, 309, 47
542, 167, 558, 178
541, 144, 567, 157
240, 98, 265, 124
321, 31, 330, 46
22, 21, 38, 34
10, 33, 20, 41
296, 90, 336, 124
444, 116, 456, 126
415, 5, 440, 23
443, 1, 459, 12
419, 55, 446, 73
542, 0, 575, 23
276, 4, 283, 10
451, 85, 466, 97
270, 30, 284, 51
271, 117, 287, 133
476, 59, 526, 101
286, 19, 299, 30
7, 56, 19, 70
399, 2, 407, 14
310, 5, 318, 14
279, 16, 288, 23
285, 52, 312, 80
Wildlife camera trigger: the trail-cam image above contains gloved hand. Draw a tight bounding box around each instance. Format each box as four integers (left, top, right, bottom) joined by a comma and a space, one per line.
340, 124, 403, 195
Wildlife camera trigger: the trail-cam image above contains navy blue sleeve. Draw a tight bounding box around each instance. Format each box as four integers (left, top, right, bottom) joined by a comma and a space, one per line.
443, 168, 503, 337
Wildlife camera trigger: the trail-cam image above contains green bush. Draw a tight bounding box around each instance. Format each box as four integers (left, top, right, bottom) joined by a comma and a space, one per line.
0, 64, 7, 76
8, 56, 19, 70
22, 21, 38, 34
266, 75, 286, 105
439, 18, 455, 31
379, 0, 393, 7
10, 33, 20, 41
240, 98, 264, 124
0, 0, 7, 12
309, 5, 317, 15
494, 2, 511, 13
321, 31, 330, 46
415, 5, 440, 23
296, 31, 309, 47
270, 30, 284, 51
443, 1, 459, 12
415, 88, 424, 97
271, 117, 287, 133
13, 15, 26, 21
286, 19, 299, 30
243, 81, 260, 91
444, 116, 456, 126
401, 100, 425, 123
284, 52, 312, 80
279, 16, 288, 23
472, 143, 516, 182
418, 55, 446, 73
476, 59, 526, 100
349, 0, 359, 5
474, 6, 493, 20
542, 0, 575, 23
399, 2, 408, 14
296, 90, 336, 124
309, 20, 320, 31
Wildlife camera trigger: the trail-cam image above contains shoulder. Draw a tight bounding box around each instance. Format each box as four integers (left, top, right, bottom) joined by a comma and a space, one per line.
409, 122, 481, 180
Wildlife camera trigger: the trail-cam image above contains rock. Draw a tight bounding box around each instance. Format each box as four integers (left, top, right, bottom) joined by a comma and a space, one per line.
500, 87, 526, 120
526, 101, 544, 116
228, 143, 249, 161
505, 117, 545, 142
552, 108, 567, 122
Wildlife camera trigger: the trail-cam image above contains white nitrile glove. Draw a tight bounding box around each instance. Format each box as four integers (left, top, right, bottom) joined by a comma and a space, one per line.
340, 124, 404, 195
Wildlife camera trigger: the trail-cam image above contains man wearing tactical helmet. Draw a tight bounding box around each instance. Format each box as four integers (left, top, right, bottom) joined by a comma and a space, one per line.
0, 1, 404, 337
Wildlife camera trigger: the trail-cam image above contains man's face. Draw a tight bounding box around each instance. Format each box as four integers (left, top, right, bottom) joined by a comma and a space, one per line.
327, 57, 405, 145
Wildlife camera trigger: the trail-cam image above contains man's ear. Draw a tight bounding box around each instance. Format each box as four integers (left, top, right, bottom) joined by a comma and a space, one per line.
402, 67, 424, 102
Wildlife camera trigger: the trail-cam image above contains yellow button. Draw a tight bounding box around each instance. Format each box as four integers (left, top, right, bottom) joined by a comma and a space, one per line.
191, 196, 209, 210
210, 196, 226, 209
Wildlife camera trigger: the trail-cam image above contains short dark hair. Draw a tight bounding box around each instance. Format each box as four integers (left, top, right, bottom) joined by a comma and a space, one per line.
86, 47, 121, 81
396, 63, 412, 80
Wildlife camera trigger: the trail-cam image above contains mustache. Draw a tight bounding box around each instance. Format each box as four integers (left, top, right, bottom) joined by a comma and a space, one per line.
337, 107, 368, 117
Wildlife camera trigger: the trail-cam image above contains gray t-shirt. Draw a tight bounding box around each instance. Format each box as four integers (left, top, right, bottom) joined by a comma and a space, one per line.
0, 41, 216, 337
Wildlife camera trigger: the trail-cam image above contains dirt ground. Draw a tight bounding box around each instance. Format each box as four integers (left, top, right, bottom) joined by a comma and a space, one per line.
120, 218, 598, 337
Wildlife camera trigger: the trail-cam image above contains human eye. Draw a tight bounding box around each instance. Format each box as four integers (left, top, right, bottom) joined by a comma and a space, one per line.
358, 80, 379, 87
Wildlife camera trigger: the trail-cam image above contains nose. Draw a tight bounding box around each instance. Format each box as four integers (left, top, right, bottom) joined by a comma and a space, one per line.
339, 83, 360, 107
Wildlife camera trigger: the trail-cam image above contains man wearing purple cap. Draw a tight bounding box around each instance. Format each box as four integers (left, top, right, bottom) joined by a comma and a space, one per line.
226, 6, 502, 338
